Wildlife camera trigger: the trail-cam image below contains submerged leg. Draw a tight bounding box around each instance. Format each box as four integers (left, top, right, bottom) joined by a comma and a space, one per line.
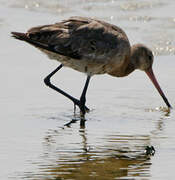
44, 64, 90, 112
79, 75, 91, 116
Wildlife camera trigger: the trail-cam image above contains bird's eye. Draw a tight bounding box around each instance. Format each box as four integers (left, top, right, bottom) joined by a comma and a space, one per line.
148, 55, 152, 60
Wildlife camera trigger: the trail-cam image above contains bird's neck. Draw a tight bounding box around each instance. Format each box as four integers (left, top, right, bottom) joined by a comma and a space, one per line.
123, 60, 136, 76
108, 57, 135, 77
108, 50, 137, 77
123, 46, 139, 76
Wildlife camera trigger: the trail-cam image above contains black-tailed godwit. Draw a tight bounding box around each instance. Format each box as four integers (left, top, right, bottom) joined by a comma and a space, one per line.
11, 16, 172, 116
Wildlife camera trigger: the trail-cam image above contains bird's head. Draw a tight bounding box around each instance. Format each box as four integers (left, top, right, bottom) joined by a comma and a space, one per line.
131, 44, 153, 71
131, 44, 171, 109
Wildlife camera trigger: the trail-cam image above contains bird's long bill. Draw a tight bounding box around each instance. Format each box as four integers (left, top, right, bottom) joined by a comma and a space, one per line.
145, 68, 172, 109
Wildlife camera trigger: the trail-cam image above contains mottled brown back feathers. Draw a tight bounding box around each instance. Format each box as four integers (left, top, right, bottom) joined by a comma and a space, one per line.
11, 16, 132, 75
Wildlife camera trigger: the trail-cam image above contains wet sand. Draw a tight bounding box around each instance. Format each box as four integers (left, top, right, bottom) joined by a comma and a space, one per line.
0, 0, 175, 179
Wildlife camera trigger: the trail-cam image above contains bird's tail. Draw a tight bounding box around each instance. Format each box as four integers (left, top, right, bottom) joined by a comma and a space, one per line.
11, 31, 55, 53
11, 31, 82, 59
11, 32, 29, 41
11, 31, 39, 46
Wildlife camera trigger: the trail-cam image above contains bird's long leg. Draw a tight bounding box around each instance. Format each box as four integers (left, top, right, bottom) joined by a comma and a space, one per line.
44, 64, 90, 112
79, 75, 91, 116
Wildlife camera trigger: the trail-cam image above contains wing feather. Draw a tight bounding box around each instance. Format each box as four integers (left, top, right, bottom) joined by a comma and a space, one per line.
12, 17, 129, 62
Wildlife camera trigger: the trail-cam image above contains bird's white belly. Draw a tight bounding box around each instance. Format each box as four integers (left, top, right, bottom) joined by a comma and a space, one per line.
42, 49, 115, 75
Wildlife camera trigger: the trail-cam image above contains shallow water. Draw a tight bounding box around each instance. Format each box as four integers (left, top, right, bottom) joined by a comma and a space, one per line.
1, 0, 175, 179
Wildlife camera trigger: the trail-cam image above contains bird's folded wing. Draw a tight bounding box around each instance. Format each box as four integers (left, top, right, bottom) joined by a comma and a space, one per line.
12, 17, 120, 61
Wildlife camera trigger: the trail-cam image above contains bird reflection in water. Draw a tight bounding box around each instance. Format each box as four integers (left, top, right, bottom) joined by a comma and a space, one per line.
25, 118, 161, 180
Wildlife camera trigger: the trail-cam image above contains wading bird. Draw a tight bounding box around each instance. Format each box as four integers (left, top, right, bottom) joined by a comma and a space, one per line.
11, 16, 171, 116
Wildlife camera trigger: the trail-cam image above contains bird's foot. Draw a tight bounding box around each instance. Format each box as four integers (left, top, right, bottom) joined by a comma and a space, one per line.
73, 99, 90, 115
73, 100, 87, 128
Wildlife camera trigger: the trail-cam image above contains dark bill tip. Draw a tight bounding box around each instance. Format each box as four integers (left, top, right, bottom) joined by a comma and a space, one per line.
145, 68, 172, 109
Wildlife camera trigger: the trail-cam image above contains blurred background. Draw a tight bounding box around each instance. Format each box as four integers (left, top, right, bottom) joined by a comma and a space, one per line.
0, 0, 175, 179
